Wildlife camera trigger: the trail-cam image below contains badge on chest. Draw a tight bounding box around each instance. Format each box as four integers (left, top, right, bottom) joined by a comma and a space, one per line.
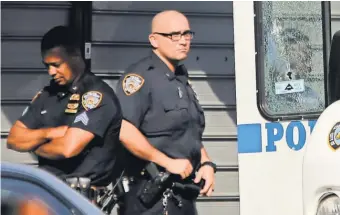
65, 93, 80, 114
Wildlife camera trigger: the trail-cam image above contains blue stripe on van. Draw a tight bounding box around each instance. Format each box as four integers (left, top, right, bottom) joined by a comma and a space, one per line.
237, 120, 317, 154
237, 123, 262, 153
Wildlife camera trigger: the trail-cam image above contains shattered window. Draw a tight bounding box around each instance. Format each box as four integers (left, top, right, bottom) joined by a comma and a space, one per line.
258, 2, 325, 117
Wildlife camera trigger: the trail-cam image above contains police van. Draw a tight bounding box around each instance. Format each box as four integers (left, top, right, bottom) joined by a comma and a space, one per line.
1, 1, 340, 215
234, 1, 340, 215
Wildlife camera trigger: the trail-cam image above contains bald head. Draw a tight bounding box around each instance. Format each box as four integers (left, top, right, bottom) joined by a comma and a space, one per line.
149, 10, 192, 70
151, 10, 189, 33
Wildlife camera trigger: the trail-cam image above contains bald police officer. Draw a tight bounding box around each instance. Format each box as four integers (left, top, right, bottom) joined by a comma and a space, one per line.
117, 10, 216, 215
7, 26, 124, 202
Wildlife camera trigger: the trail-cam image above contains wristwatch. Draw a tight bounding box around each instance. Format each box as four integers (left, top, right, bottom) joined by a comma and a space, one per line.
200, 161, 217, 173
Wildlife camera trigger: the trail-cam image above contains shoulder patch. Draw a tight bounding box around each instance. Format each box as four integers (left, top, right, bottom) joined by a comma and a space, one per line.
31, 90, 43, 103
122, 74, 145, 96
329, 122, 340, 151
82, 91, 103, 111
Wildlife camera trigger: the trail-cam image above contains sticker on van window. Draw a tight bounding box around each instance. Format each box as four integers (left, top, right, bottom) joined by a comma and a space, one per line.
275, 79, 305, 95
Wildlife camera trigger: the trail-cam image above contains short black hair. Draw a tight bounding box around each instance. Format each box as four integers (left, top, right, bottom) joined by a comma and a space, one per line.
41, 25, 81, 56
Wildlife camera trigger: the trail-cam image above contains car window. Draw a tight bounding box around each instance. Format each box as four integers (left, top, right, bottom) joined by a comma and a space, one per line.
1, 177, 74, 215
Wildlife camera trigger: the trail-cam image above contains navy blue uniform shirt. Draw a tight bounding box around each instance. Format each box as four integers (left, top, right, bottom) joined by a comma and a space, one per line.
116, 52, 205, 172
19, 71, 123, 186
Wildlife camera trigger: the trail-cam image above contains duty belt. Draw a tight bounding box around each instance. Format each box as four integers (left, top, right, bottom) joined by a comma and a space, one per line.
65, 177, 107, 201
65, 176, 126, 214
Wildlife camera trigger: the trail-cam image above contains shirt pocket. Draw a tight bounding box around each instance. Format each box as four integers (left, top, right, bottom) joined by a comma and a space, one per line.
161, 97, 191, 132
40, 104, 72, 127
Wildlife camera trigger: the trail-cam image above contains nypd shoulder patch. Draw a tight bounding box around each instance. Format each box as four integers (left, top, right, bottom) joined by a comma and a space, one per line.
82, 91, 103, 111
122, 74, 145, 96
329, 122, 340, 151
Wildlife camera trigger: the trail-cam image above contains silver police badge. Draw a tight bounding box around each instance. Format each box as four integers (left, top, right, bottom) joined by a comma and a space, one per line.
82, 91, 103, 111
329, 122, 340, 151
122, 74, 145, 96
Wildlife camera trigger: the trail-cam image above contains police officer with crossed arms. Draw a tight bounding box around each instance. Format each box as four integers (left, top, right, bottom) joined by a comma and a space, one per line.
7, 26, 124, 207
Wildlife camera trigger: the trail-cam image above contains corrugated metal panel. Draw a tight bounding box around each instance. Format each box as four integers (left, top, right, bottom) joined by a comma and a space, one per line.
92, 2, 233, 14
196, 201, 240, 215
1, 40, 45, 68
1, 8, 70, 36
91, 14, 233, 44
90, 2, 237, 215
0, 1, 71, 164
203, 139, 238, 166
91, 46, 235, 75
1, 72, 50, 100
2, 104, 31, 133
1, 138, 37, 164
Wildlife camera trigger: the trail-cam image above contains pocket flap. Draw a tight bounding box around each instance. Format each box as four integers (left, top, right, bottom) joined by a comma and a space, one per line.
163, 99, 188, 112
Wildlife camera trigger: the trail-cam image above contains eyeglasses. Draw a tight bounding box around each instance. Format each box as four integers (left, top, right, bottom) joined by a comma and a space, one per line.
153, 30, 195, 41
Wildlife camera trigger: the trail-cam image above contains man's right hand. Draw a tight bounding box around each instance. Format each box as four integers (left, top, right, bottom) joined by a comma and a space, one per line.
46, 126, 68, 139
165, 159, 193, 179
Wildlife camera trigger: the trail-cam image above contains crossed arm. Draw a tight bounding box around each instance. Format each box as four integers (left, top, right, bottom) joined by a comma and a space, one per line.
7, 121, 94, 160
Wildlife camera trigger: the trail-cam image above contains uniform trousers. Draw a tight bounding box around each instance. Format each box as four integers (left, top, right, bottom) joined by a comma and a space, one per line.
118, 177, 198, 215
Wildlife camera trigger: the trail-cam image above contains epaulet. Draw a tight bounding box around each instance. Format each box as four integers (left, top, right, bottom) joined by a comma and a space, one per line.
126, 56, 152, 74
31, 89, 44, 103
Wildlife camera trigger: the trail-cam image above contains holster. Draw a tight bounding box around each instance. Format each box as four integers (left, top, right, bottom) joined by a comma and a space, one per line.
97, 176, 128, 214
172, 179, 205, 199
137, 162, 205, 208
137, 171, 172, 208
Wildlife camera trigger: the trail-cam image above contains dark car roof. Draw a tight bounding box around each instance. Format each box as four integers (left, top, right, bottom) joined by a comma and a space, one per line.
1, 162, 104, 215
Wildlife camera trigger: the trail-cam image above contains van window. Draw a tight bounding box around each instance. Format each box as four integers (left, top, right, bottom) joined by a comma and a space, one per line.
255, 2, 329, 120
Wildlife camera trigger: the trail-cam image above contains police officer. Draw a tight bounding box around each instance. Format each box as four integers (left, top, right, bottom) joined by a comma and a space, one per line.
7, 26, 124, 201
117, 10, 216, 215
